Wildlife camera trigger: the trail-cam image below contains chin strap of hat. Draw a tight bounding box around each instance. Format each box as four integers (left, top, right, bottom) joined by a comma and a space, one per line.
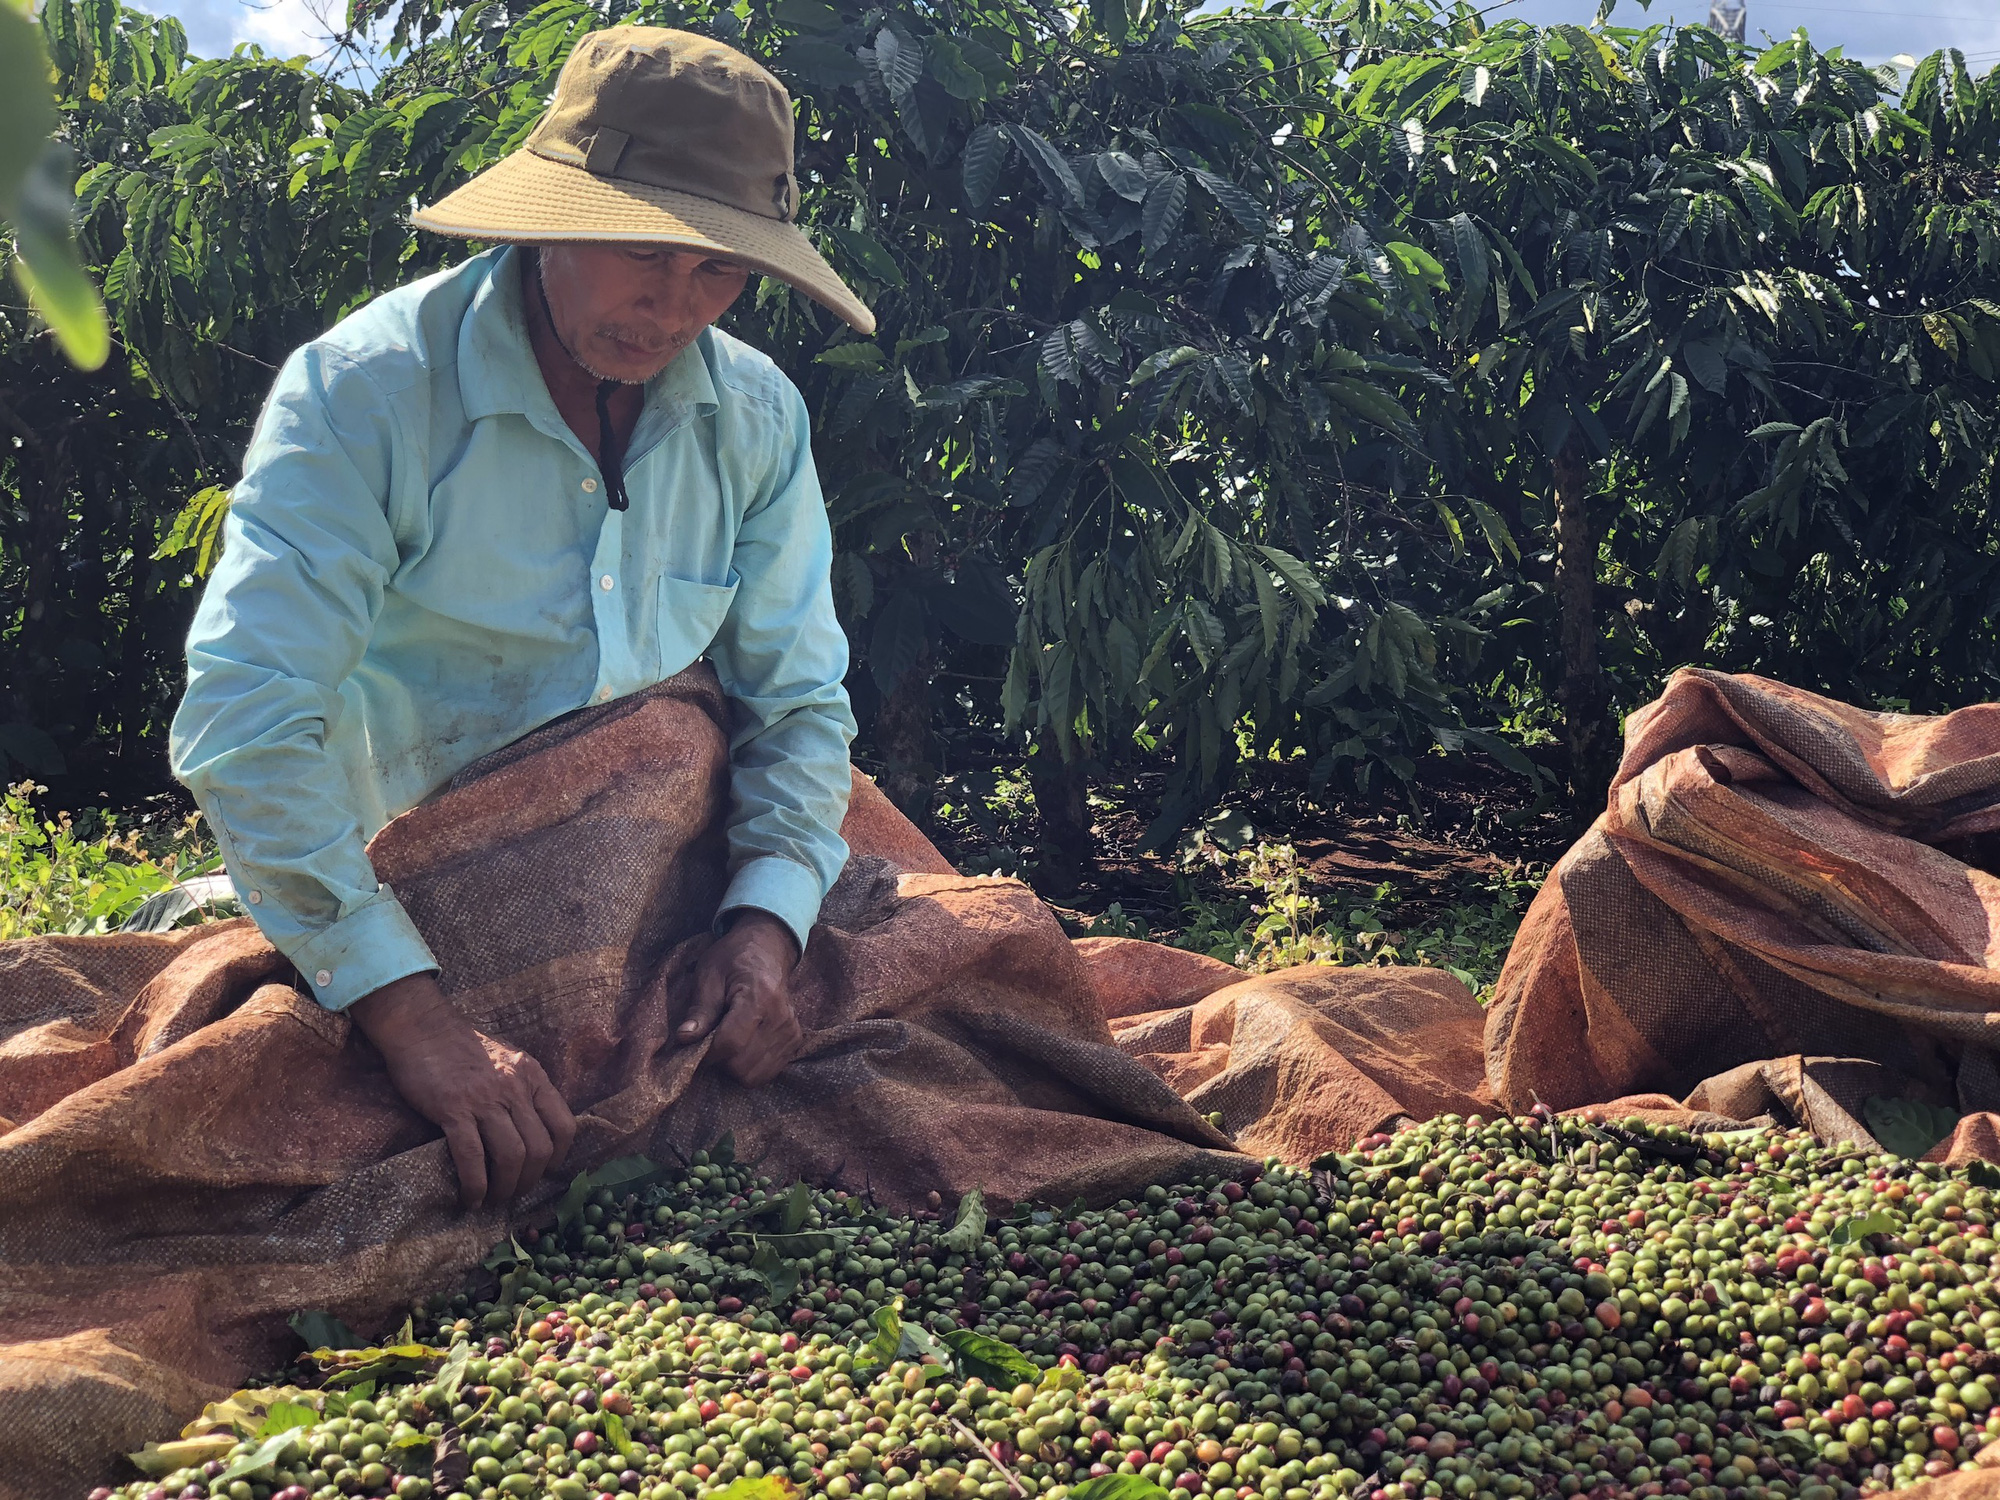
534, 253, 631, 513
591, 378, 631, 513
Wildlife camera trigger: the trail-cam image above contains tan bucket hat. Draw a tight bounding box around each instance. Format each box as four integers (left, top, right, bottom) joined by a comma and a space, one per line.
413, 27, 875, 335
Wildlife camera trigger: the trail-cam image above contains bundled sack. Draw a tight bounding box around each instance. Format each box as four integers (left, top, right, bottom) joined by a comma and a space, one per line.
1080, 939, 1497, 1165
1488, 668, 2000, 1155
0, 666, 1240, 1500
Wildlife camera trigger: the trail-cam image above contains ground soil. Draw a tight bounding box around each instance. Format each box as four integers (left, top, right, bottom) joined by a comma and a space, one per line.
882, 741, 1574, 945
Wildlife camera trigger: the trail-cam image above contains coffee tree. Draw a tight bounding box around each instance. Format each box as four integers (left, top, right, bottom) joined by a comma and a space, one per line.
9, 0, 2000, 856
1325, 6, 2000, 806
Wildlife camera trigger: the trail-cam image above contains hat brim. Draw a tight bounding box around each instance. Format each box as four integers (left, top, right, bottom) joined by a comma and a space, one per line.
413, 150, 876, 336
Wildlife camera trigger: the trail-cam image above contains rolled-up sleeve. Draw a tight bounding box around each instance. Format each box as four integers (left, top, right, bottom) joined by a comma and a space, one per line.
168, 345, 438, 1010
707, 380, 858, 951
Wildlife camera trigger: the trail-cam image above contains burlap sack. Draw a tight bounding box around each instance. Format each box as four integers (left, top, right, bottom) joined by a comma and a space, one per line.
1084, 940, 1497, 1165
0, 668, 1242, 1500
1487, 668, 2000, 1155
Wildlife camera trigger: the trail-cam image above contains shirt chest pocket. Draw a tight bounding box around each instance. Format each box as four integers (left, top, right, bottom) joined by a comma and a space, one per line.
658, 573, 740, 680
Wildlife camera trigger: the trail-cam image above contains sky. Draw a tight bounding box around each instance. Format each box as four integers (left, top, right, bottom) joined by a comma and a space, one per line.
144, 0, 2000, 72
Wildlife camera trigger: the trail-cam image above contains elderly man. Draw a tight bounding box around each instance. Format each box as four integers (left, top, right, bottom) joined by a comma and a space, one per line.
169, 28, 872, 1212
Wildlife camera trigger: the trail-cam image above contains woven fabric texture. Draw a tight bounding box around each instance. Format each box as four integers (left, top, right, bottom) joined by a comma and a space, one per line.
1488, 668, 2000, 1154
0, 668, 1239, 1500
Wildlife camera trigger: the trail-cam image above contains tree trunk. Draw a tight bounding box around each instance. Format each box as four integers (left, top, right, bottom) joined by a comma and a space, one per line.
1551, 441, 1613, 822
1027, 739, 1093, 896
874, 647, 937, 827
4, 401, 70, 738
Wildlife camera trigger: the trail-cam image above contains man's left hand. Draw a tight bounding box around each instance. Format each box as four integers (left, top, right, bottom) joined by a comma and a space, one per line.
678, 910, 804, 1086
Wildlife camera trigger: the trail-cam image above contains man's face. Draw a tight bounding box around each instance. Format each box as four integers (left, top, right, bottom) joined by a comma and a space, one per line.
537, 243, 753, 384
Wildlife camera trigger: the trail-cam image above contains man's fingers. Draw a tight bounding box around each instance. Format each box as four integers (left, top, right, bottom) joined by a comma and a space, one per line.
513, 1051, 576, 1173
745, 1013, 806, 1088
733, 1006, 801, 1087
509, 1097, 557, 1191
715, 980, 801, 1088
711, 978, 763, 1062
479, 1108, 530, 1208
679, 952, 732, 1043
533, 1079, 578, 1174
441, 1117, 488, 1210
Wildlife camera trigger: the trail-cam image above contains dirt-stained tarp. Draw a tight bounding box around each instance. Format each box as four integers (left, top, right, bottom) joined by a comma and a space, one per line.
1488, 667, 2000, 1161
0, 668, 1244, 1500
25, 662, 2000, 1499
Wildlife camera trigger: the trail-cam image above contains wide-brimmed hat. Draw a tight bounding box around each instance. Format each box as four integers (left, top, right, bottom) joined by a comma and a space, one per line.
413, 27, 874, 335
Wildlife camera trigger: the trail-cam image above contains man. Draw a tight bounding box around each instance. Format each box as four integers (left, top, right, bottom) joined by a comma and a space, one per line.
169, 28, 873, 1212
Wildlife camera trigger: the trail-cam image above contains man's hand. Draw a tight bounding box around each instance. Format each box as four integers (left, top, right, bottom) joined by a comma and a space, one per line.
350, 973, 577, 1210
679, 910, 804, 1087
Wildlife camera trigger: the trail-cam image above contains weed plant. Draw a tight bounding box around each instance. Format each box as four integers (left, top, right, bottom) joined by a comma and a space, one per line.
0, 780, 214, 940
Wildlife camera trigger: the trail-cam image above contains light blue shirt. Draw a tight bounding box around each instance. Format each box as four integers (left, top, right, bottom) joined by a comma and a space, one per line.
170, 245, 856, 1011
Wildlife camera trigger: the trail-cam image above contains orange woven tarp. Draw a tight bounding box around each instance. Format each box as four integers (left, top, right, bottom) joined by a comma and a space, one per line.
1083, 940, 1497, 1163
1488, 668, 2000, 1152
0, 669, 1242, 1500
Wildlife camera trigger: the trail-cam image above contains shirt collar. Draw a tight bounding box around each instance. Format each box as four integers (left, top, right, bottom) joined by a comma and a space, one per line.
458, 245, 721, 428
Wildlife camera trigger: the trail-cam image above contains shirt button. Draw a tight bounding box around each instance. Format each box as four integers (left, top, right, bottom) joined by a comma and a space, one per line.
313, 969, 332, 987
247, 890, 262, 905
599, 573, 615, 591
595, 686, 613, 702
582, 477, 598, 493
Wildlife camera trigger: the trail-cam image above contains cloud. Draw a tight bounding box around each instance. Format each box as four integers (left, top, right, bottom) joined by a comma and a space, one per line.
1502, 0, 2000, 67
142, 0, 2000, 71
145, 0, 357, 63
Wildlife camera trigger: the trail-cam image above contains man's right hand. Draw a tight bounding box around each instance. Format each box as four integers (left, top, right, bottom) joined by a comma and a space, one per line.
349, 973, 577, 1210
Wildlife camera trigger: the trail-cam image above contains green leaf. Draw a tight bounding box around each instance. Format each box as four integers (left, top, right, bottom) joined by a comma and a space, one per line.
781, 1180, 812, 1234
870, 588, 929, 693
867, 1301, 906, 1367
153, 485, 232, 576
287, 1311, 360, 1353
1199, 808, 1255, 850
1386, 240, 1449, 290
961, 122, 1009, 208
434, 1340, 473, 1404
939, 1188, 986, 1253
1444, 213, 1489, 321
7, 140, 109, 369
552, 1155, 666, 1239
256, 1400, 318, 1438
480, 1234, 530, 1273
604, 1410, 637, 1462
216, 1430, 299, 1483
776, 38, 866, 89
917, 375, 1026, 409
708, 1479, 797, 1500
770, 0, 841, 31
1072, 1478, 1174, 1500
1096, 151, 1147, 203
1003, 123, 1082, 206
1824, 1208, 1898, 1247
873, 26, 922, 100
591, 1155, 668, 1194
1864, 1096, 1959, 1160
0, 721, 65, 778
817, 342, 885, 370
1130, 344, 1202, 386
939, 1326, 1038, 1386
1141, 174, 1187, 255
824, 226, 906, 288
556, 1169, 595, 1237
1191, 169, 1263, 234
926, 34, 987, 100
1255, 545, 1326, 608
0, 3, 56, 215
126, 1436, 237, 1478
747, 1242, 802, 1302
